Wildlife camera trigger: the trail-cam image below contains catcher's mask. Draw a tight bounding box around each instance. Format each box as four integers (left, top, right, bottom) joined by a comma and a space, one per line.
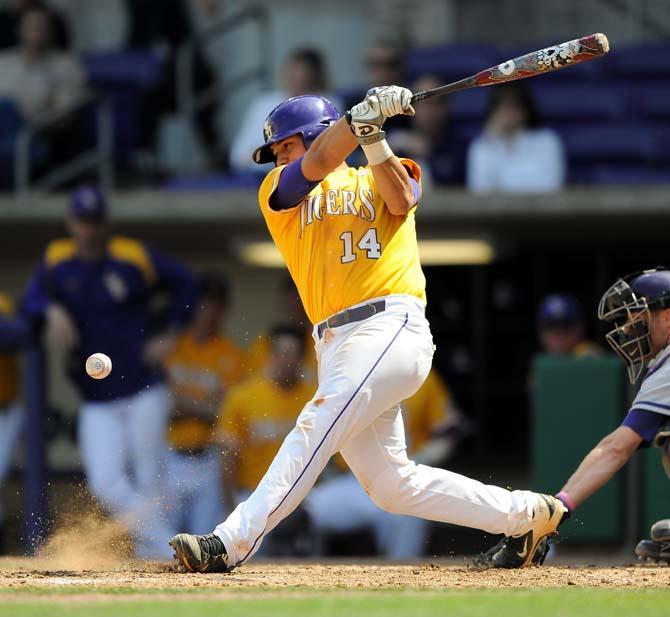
598, 267, 670, 383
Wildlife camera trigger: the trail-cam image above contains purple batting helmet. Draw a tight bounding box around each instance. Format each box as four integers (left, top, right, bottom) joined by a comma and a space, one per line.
252, 95, 340, 164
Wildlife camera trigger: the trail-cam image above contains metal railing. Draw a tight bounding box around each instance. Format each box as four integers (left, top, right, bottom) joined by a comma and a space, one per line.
14, 94, 114, 198
176, 6, 271, 135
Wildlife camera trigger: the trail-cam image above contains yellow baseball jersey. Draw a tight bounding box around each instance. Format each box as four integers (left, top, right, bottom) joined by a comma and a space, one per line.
166, 331, 246, 450
245, 330, 317, 383
573, 341, 604, 358
216, 375, 314, 492
0, 293, 19, 407
258, 160, 426, 324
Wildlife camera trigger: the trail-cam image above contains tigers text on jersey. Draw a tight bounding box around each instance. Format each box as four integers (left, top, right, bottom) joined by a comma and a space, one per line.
258, 160, 427, 324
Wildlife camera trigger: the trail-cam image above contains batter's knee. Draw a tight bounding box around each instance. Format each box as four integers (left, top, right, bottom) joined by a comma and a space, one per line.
365, 464, 415, 515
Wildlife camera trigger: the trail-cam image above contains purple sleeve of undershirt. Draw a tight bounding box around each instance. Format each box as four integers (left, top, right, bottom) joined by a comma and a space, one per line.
269, 158, 320, 211
409, 178, 420, 206
621, 408, 667, 446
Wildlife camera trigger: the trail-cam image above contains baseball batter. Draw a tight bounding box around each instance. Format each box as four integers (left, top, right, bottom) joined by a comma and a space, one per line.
170, 88, 567, 572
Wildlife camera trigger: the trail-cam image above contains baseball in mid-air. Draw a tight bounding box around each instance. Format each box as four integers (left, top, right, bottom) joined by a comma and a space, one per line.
86, 353, 112, 379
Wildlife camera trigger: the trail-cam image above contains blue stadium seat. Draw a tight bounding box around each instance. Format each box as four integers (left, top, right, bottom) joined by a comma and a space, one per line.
585, 165, 670, 185
82, 51, 164, 88
449, 88, 488, 121
634, 83, 670, 120
560, 123, 656, 163
164, 172, 264, 191
406, 43, 501, 82
529, 83, 627, 121
606, 44, 670, 79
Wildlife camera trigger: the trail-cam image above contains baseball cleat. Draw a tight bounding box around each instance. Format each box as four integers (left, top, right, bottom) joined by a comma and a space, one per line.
650, 519, 670, 543
489, 494, 567, 569
473, 535, 551, 569
169, 533, 231, 573
635, 538, 670, 563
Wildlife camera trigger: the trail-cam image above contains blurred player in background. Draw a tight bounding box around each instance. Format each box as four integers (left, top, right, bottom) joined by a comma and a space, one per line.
0, 293, 29, 553
216, 325, 314, 555
537, 294, 602, 358
245, 275, 316, 383
171, 87, 567, 573
164, 271, 245, 537
481, 269, 670, 567
305, 370, 472, 558
21, 186, 196, 557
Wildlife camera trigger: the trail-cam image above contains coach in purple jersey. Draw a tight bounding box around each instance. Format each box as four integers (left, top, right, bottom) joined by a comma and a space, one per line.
21, 186, 197, 558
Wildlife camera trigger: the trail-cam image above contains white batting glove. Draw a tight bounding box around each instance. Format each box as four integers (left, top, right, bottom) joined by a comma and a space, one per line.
347, 95, 386, 145
367, 85, 415, 118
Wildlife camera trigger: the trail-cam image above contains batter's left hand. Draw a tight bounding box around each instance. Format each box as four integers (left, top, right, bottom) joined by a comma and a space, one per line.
367, 86, 415, 118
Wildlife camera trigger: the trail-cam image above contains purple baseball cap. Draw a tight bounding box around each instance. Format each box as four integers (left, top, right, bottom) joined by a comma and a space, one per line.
70, 186, 107, 222
538, 294, 583, 327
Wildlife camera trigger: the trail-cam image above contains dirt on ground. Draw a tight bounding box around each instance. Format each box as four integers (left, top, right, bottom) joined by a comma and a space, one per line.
0, 558, 668, 594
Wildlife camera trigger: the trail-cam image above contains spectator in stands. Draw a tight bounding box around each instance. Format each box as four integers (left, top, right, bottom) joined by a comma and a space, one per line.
387, 73, 465, 187
466, 83, 566, 193
216, 324, 315, 555
164, 271, 245, 537
0, 292, 29, 554
245, 275, 316, 383
0, 0, 69, 50
125, 0, 222, 168
0, 3, 86, 176
305, 370, 472, 558
230, 48, 342, 173
538, 294, 602, 358
20, 186, 197, 558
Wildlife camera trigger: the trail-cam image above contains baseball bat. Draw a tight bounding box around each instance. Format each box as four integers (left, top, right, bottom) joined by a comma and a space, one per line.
411, 33, 610, 104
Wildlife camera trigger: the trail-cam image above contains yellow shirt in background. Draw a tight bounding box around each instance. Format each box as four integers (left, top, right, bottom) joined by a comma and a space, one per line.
245, 330, 317, 384
0, 293, 19, 407
258, 160, 426, 324
217, 375, 314, 492
166, 331, 246, 450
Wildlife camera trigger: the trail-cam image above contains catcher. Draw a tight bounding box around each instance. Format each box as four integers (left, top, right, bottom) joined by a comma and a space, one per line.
480, 268, 670, 567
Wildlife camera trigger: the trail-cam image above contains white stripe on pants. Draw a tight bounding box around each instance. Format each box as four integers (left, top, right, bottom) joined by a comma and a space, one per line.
215, 295, 540, 566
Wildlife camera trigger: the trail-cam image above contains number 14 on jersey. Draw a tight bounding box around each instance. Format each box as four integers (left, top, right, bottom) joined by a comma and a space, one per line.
340, 229, 381, 264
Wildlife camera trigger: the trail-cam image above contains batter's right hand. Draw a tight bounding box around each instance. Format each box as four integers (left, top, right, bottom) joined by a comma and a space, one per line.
46, 303, 79, 351
367, 85, 415, 118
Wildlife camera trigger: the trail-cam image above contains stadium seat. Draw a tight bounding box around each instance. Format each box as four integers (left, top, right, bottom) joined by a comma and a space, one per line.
406, 43, 501, 82
586, 165, 670, 185
560, 123, 656, 163
163, 172, 264, 191
634, 83, 670, 120
606, 43, 670, 79
82, 51, 164, 88
529, 83, 627, 121
449, 88, 489, 121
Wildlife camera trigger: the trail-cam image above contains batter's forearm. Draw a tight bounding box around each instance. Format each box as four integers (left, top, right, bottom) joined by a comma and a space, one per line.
370, 157, 416, 216
301, 118, 358, 181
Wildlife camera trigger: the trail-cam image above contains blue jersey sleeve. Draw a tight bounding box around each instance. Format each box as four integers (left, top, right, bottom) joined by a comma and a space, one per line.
621, 408, 667, 446
20, 261, 52, 323
147, 247, 197, 329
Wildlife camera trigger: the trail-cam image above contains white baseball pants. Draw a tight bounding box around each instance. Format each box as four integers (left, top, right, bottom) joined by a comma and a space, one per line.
214, 295, 542, 566
79, 383, 173, 558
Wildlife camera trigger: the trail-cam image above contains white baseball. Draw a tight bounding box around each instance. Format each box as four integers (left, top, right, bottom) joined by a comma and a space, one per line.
86, 353, 112, 379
